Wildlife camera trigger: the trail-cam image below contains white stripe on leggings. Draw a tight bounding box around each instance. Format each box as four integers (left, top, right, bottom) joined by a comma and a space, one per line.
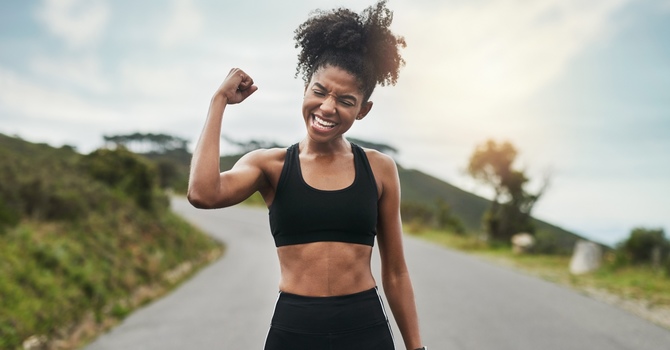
374, 286, 395, 343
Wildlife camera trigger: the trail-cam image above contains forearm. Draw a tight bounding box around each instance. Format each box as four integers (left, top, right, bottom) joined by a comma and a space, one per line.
383, 272, 422, 350
187, 94, 227, 207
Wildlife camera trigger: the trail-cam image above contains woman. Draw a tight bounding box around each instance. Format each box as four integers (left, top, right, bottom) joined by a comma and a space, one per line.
188, 1, 425, 349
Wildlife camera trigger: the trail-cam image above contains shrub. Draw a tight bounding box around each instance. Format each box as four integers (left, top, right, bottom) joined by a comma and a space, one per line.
434, 199, 465, 234
0, 198, 20, 232
0, 144, 99, 225
81, 147, 167, 213
618, 227, 669, 265
401, 199, 465, 235
531, 230, 560, 255
401, 201, 434, 229
0, 151, 23, 230
155, 159, 180, 189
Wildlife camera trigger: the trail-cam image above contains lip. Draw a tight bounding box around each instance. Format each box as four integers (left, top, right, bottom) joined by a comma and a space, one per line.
311, 114, 338, 133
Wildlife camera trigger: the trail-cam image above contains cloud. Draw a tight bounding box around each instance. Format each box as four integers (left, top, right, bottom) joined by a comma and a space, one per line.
30, 54, 110, 93
34, 0, 110, 49
119, 62, 194, 99
160, 0, 204, 48
379, 0, 633, 159
0, 67, 121, 123
402, 0, 630, 106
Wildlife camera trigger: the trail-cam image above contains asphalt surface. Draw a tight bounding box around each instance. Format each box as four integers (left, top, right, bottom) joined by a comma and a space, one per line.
84, 197, 670, 349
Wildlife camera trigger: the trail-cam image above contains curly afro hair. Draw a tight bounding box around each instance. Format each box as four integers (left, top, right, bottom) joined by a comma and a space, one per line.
294, 0, 406, 102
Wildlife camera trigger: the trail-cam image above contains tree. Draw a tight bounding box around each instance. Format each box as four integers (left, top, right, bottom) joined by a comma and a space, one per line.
347, 137, 398, 156
467, 139, 549, 242
103, 133, 189, 154
619, 227, 668, 266
222, 135, 283, 153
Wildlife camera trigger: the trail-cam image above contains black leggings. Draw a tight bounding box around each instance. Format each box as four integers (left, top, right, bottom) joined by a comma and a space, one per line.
264, 287, 395, 350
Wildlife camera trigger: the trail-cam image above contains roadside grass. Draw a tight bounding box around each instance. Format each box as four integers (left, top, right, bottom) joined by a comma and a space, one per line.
409, 229, 670, 310
0, 134, 227, 349
0, 209, 223, 350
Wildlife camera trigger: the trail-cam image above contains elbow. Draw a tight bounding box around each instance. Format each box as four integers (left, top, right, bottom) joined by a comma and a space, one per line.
187, 188, 216, 209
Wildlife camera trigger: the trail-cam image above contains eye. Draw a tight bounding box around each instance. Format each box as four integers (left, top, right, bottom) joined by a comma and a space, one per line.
312, 90, 326, 96
339, 100, 355, 107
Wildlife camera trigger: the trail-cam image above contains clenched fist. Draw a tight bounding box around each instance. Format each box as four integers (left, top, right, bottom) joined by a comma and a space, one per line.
215, 68, 258, 104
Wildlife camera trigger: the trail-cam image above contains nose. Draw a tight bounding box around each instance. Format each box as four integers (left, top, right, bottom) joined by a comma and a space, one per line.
320, 95, 337, 114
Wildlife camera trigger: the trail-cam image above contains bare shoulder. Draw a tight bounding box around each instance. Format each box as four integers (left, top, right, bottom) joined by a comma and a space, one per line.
362, 148, 398, 176
234, 147, 287, 169
235, 147, 287, 190
361, 148, 399, 198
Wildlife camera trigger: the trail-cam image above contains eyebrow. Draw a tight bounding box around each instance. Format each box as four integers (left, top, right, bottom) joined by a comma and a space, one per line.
313, 82, 358, 104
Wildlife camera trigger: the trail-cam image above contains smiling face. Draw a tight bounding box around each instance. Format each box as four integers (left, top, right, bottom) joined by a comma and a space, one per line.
302, 65, 373, 145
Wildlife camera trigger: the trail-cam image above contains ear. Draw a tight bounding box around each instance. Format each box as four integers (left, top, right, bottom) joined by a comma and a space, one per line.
356, 101, 373, 120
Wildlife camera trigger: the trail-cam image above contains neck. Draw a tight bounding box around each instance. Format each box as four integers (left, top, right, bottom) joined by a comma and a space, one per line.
300, 137, 350, 156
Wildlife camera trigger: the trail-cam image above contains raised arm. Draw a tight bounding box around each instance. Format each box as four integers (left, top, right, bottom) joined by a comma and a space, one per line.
187, 68, 261, 209
371, 151, 423, 350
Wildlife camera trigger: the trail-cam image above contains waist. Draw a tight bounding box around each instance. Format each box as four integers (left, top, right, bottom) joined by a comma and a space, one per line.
271, 287, 388, 334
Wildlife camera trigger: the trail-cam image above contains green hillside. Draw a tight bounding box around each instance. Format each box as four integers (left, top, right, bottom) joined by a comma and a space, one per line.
398, 167, 490, 231
0, 134, 222, 349
397, 167, 585, 252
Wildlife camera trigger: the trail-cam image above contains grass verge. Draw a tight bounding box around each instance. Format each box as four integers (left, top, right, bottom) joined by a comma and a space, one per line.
0, 210, 223, 350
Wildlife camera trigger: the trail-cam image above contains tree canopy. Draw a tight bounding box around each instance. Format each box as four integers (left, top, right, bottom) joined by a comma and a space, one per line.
103, 133, 189, 154
468, 139, 549, 242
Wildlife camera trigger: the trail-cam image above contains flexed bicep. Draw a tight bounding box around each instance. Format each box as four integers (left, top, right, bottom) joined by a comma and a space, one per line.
215, 151, 268, 207
190, 150, 267, 209
188, 67, 261, 209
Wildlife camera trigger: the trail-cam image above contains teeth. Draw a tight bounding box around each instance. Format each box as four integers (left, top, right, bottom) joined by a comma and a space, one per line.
315, 116, 336, 127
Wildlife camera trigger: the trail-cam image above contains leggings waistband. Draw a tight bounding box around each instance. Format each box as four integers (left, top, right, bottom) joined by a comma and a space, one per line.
271, 287, 389, 334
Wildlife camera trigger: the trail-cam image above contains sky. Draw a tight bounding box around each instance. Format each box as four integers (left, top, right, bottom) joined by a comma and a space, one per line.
1, 0, 669, 246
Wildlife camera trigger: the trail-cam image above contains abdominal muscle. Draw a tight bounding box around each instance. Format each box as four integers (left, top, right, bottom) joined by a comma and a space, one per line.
276, 241, 376, 296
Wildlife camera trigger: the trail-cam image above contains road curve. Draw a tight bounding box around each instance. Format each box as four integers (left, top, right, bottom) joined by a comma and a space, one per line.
85, 197, 670, 349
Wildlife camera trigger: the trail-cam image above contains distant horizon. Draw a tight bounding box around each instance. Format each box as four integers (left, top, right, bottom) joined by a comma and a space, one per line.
1, 129, 653, 248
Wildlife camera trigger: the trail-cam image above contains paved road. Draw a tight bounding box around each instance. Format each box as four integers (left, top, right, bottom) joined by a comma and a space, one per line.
85, 198, 670, 349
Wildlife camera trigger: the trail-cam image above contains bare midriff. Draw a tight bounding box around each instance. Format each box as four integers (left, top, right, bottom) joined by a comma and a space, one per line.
276, 241, 376, 297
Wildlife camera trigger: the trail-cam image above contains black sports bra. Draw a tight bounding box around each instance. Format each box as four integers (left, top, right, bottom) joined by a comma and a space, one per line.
268, 143, 378, 247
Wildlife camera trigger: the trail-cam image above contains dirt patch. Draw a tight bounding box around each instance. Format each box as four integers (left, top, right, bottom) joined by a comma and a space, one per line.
581, 287, 670, 330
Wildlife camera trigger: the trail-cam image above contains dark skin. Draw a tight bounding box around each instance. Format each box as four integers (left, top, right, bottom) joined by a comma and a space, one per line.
188, 66, 422, 349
